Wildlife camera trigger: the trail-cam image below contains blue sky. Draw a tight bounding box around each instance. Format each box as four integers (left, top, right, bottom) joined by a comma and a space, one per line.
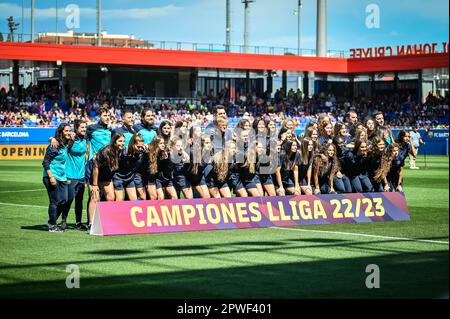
0, 0, 448, 52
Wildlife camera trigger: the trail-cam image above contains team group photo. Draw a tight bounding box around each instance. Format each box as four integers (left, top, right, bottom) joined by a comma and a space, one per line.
0, 0, 448, 304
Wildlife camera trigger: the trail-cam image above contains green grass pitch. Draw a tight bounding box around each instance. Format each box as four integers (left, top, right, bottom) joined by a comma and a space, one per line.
0, 155, 448, 298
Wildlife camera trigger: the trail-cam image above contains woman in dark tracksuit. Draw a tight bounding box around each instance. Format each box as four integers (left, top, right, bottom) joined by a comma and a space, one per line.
333, 136, 353, 193
92, 132, 125, 205
297, 137, 314, 195
60, 120, 88, 231
387, 130, 414, 192
343, 139, 373, 193
368, 136, 388, 192
318, 120, 335, 146
113, 133, 145, 201
205, 141, 237, 198
132, 134, 150, 200
42, 123, 72, 232
386, 143, 403, 192
373, 142, 400, 192
147, 136, 165, 200
171, 136, 192, 199
184, 134, 212, 199
238, 141, 264, 197
275, 140, 300, 196
313, 143, 341, 194
156, 136, 178, 199
258, 130, 277, 197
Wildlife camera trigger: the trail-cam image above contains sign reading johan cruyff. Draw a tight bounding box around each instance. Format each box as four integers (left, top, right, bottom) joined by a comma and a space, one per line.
90, 192, 410, 236
350, 42, 449, 58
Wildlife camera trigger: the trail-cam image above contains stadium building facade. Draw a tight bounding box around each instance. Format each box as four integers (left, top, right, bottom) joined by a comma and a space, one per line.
0, 41, 448, 104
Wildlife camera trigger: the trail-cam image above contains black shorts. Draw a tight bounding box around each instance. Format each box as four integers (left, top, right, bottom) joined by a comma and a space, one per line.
299, 177, 308, 186
174, 174, 191, 190
206, 177, 229, 190
186, 174, 207, 187
157, 178, 174, 189
259, 174, 274, 186
242, 175, 261, 190
134, 172, 147, 189
228, 173, 244, 191
282, 178, 295, 189
113, 174, 135, 190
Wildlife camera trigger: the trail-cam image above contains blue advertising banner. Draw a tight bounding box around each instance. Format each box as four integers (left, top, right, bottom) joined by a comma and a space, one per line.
0, 128, 56, 145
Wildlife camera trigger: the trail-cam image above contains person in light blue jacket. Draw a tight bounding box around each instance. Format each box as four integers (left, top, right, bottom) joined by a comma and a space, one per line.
59, 119, 88, 231
42, 123, 72, 233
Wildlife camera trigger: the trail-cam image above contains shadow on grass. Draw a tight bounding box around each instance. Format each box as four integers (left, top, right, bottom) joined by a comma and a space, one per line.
20, 225, 49, 232
20, 223, 87, 232
0, 250, 447, 299
89, 250, 146, 256
286, 238, 348, 243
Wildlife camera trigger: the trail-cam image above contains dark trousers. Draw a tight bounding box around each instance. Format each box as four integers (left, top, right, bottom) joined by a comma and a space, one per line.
350, 175, 373, 193
61, 178, 85, 223
320, 175, 353, 194
43, 177, 68, 225
371, 180, 384, 192
333, 175, 353, 193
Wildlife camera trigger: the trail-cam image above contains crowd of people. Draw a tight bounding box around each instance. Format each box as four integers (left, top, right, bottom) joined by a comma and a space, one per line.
0, 84, 449, 130
42, 105, 422, 233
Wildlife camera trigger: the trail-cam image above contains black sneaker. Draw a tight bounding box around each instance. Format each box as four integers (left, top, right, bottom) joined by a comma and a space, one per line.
86, 223, 92, 233
59, 220, 67, 230
75, 223, 87, 231
49, 225, 64, 233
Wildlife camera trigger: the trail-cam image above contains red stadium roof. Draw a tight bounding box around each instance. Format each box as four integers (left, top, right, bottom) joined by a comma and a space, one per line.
0, 42, 448, 73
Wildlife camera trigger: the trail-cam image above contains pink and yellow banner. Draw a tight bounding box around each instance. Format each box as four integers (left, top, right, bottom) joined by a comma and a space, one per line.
90, 192, 410, 236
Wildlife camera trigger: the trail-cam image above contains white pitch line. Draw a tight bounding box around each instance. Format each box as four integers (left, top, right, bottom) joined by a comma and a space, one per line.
0, 189, 44, 194
271, 227, 449, 245
0, 202, 47, 209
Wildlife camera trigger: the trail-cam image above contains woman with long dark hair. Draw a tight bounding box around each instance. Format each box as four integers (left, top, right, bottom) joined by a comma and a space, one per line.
113, 133, 145, 201
157, 120, 173, 144
92, 132, 125, 206
156, 134, 178, 199
385, 142, 403, 192
332, 136, 353, 193
297, 137, 314, 195
184, 133, 212, 199
344, 139, 373, 193
238, 141, 264, 197
171, 136, 193, 199
364, 117, 378, 141
313, 143, 341, 194
147, 136, 165, 200
317, 120, 334, 146
368, 136, 388, 192
373, 142, 399, 192
275, 140, 300, 196
396, 130, 416, 165
60, 119, 88, 231
334, 121, 351, 145
42, 123, 72, 232
130, 133, 150, 200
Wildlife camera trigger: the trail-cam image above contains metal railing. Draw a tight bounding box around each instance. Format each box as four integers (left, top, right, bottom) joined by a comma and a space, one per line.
1, 32, 350, 58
